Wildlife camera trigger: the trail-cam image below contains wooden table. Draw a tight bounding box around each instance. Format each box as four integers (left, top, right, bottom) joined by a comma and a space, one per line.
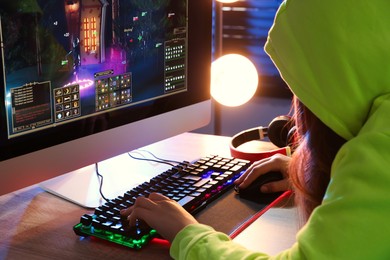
0, 133, 298, 259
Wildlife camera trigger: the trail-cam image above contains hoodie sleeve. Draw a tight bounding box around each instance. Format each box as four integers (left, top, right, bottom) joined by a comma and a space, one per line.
170, 224, 297, 260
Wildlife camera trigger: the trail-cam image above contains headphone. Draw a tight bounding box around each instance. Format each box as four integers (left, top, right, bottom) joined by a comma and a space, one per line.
230, 115, 296, 163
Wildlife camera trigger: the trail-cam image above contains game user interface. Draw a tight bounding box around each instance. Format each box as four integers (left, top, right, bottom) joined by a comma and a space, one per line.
1, 0, 187, 138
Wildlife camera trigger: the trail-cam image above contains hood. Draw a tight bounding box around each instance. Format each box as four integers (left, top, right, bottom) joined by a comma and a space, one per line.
264, 0, 390, 140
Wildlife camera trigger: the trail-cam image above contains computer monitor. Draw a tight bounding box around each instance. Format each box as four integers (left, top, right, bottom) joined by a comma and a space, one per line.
0, 0, 212, 207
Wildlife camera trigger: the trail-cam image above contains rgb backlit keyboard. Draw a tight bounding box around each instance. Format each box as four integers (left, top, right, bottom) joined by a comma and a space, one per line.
73, 155, 251, 249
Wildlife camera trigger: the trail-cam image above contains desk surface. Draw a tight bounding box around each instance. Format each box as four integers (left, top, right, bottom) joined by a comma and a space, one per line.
0, 133, 298, 259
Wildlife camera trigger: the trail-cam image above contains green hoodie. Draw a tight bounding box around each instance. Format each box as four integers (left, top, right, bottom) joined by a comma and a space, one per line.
170, 0, 390, 259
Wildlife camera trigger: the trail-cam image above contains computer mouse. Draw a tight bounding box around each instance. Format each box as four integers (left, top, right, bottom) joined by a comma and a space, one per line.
235, 171, 284, 204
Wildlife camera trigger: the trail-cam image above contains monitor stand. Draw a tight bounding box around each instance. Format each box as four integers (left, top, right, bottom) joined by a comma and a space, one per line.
39, 152, 171, 209
39, 164, 104, 209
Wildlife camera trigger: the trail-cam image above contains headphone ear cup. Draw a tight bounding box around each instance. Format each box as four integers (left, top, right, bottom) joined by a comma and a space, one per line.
267, 115, 294, 148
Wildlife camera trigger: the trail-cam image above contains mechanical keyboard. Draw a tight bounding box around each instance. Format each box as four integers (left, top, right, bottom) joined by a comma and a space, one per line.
73, 155, 251, 249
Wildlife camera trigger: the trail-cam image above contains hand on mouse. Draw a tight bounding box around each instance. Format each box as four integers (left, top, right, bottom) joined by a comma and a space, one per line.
234, 153, 291, 193
120, 192, 198, 242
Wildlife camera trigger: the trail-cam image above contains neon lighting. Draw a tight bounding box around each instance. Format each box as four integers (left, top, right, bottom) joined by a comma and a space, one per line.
64, 79, 94, 89
74, 222, 156, 249
202, 170, 214, 179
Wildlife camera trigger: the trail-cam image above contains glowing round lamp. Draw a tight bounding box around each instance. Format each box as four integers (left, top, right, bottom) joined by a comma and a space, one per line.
211, 54, 258, 107
216, 0, 239, 3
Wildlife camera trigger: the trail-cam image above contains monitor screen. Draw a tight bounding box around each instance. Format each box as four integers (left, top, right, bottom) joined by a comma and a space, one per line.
0, 0, 212, 204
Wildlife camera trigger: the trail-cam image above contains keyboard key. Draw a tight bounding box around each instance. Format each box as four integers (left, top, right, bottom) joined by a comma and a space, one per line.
193, 178, 210, 187
178, 195, 195, 206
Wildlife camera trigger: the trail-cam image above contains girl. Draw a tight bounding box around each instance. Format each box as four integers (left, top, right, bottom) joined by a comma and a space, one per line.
121, 0, 390, 258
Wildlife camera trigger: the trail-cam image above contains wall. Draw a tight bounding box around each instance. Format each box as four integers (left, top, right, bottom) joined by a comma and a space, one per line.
195, 96, 292, 137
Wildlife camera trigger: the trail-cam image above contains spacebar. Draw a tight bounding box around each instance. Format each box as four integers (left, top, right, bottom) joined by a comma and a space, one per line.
178, 196, 195, 207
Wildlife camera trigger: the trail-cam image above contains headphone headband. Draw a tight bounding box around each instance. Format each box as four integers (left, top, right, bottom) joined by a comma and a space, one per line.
230, 126, 267, 148
230, 127, 290, 163
229, 116, 294, 163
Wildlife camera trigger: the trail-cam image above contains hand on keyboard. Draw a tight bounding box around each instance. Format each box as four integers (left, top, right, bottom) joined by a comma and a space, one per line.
120, 192, 198, 242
